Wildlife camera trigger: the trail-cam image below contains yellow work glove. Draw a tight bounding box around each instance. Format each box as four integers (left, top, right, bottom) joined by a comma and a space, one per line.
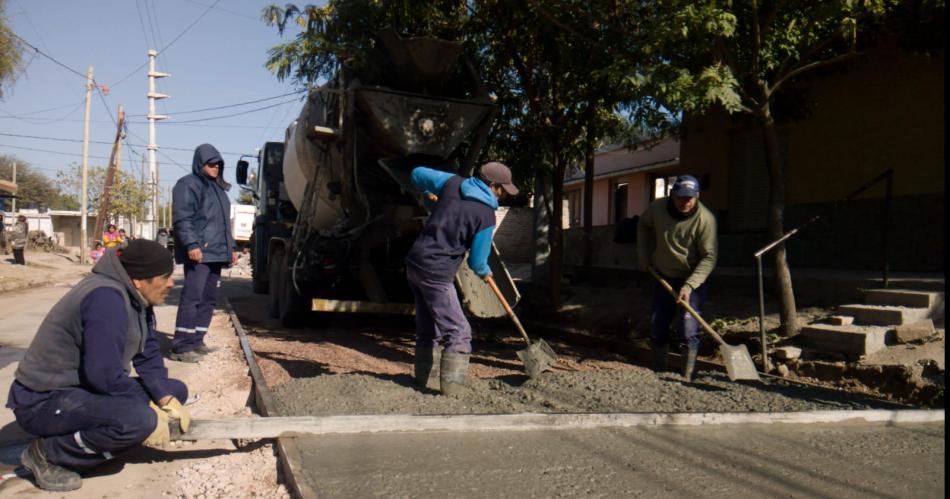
161, 398, 191, 433
143, 401, 170, 448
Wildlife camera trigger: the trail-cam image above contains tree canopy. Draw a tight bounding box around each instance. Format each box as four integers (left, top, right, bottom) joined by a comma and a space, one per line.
0, 0, 23, 97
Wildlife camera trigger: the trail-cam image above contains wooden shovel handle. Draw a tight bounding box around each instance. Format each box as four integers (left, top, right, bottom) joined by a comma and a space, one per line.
648, 268, 726, 347
485, 275, 532, 345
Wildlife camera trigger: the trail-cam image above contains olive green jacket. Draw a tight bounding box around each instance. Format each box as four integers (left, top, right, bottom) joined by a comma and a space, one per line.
637, 197, 718, 290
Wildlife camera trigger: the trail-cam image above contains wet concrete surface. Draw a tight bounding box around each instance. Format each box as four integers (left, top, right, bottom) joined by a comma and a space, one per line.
294, 422, 944, 498
273, 368, 899, 417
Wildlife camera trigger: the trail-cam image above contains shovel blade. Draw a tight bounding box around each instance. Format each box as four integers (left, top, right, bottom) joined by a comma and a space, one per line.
516, 340, 558, 379
719, 343, 761, 381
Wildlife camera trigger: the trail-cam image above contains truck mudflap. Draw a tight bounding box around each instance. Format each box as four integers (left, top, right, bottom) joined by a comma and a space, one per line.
456, 243, 521, 319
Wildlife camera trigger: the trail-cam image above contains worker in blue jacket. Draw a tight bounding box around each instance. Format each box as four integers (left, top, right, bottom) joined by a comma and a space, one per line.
405, 162, 519, 396
170, 144, 236, 363
7, 240, 190, 492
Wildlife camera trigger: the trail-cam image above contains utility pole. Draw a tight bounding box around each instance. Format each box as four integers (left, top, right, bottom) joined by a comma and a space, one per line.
10, 162, 15, 213
80, 65, 93, 264
146, 49, 169, 240
94, 105, 125, 242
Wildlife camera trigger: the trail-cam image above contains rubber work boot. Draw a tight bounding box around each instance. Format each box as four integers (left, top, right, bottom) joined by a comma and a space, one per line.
20, 439, 82, 492
413, 346, 442, 391
682, 347, 698, 382
194, 344, 219, 355
439, 351, 470, 397
651, 341, 669, 373
170, 350, 202, 363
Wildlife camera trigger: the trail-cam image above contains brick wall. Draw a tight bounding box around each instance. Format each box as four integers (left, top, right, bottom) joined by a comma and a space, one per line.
493, 206, 535, 263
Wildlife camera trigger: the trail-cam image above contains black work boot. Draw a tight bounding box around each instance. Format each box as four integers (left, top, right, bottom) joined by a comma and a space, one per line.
439, 351, 470, 397
413, 346, 442, 391
20, 439, 82, 492
682, 347, 698, 382
651, 341, 669, 373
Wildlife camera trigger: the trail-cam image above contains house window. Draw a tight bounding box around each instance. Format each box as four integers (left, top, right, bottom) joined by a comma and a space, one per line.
613, 182, 628, 223
652, 176, 677, 199
566, 190, 581, 228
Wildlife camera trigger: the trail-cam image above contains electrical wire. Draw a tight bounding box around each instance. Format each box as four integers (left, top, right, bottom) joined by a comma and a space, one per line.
128, 98, 300, 124
9, 33, 87, 80
109, 0, 222, 89
125, 90, 305, 117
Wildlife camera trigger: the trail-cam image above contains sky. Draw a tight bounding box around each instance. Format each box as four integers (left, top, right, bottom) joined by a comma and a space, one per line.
1, 0, 313, 204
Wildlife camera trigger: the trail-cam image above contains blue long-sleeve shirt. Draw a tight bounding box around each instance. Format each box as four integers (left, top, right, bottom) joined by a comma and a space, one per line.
406, 167, 498, 279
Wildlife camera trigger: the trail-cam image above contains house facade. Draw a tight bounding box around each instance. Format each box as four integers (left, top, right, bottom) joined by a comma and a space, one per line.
562, 42, 943, 272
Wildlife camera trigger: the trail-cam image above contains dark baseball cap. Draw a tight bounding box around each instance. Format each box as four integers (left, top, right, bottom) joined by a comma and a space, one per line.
671, 175, 700, 198
479, 162, 519, 196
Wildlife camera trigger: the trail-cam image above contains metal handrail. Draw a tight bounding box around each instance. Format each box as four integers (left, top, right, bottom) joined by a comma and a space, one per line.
755, 169, 894, 372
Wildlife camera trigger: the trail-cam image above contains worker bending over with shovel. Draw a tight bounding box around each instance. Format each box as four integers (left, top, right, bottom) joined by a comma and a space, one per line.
406, 162, 518, 396
637, 175, 718, 381
7, 240, 190, 492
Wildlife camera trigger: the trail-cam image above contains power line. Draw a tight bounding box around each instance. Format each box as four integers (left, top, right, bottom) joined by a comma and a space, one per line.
9, 33, 87, 80
0, 142, 113, 160
129, 98, 300, 124
126, 90, 305, 117
0, 131, 249, 155
109, 0, 223, 89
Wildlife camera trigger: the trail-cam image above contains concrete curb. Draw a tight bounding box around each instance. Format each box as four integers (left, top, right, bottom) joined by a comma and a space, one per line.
180, 409, 944, 439
222, 298, 319, 499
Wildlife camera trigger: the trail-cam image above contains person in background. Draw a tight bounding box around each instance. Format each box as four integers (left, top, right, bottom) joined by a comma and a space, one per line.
12, 214, 28, 265
637, 174, 718, 382
118, 229, 130, 248
171, 144, 236, 363
102, 224, 122, 250
8, 240, 190, 492
0, 212, 8, 256
89, 242, 105, 263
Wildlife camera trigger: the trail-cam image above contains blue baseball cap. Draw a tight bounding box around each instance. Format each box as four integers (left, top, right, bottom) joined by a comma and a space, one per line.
671, 175, 700, 198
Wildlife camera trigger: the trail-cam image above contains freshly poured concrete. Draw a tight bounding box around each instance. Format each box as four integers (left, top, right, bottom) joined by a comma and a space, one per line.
294, 422, 944, 498
272, 368, 899, 417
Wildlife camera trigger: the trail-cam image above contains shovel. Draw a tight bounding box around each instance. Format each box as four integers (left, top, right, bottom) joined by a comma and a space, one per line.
649, 268, 760, 381
485, 275, 558, 379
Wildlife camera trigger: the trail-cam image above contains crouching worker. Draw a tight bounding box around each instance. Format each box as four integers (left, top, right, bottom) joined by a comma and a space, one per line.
406, 162, 518, 396
6, 239, 190, 492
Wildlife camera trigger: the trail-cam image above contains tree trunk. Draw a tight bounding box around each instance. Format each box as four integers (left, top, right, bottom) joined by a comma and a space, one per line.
548, 154, 566, 310
759, 109, 799, 337
582, 120, 595, 274
530, 174, 552, 287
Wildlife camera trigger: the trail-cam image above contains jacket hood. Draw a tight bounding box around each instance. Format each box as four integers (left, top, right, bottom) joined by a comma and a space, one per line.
460, 177, 499, 210
192, 143, 231, 191
92, 248, 149, 308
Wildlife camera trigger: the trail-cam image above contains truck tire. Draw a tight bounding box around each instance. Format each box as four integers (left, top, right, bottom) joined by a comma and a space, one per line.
278, 251, 307, 328
268, 248, 284, 319
251, 233, 268, 294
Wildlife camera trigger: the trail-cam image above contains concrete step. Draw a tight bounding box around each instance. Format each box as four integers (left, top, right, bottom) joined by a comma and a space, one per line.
864, 289, 944, 309
837, 304, 932, 326
800, 324, 891, 359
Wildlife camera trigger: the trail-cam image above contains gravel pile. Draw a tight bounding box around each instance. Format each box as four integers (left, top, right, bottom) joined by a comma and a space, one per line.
273, 365, 895, 416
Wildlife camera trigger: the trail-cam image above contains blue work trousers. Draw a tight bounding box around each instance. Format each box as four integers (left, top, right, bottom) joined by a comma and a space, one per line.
173, 261, 223, 353
13, 379, 187, 471
650, 273, 705, 350
407, 266, 472, 354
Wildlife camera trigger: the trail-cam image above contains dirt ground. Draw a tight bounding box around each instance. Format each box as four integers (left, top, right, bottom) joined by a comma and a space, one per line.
0, 249, 88, 292
515, 277, 945, 407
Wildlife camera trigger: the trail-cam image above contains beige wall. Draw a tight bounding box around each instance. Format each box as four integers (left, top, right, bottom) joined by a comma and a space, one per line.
681, 44, 944, 209
564, 171, 655, 228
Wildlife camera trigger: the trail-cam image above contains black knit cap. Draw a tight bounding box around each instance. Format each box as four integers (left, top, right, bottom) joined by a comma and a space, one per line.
119, 239, 174, 279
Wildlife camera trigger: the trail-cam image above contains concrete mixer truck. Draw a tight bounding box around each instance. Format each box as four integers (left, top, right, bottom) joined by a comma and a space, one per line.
236, 30, 520, 326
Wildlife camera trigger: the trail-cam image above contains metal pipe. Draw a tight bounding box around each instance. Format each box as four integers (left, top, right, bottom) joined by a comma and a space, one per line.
753, 227, 800, 258
756, 255, 770, 373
